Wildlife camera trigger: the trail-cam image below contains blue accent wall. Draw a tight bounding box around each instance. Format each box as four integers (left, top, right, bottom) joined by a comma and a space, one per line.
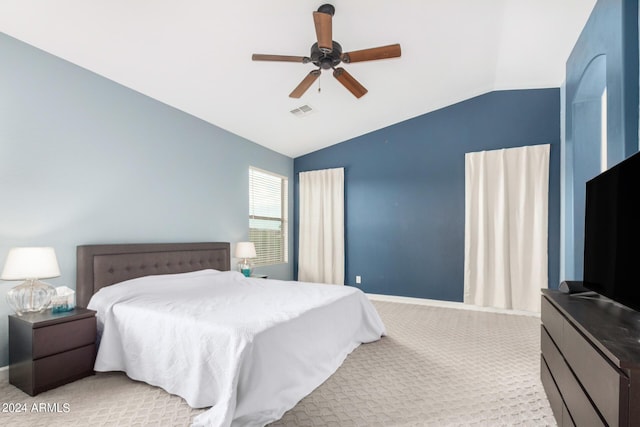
295, 89, 561, 302
0, 33, 294, 367
562, 0, 639, 280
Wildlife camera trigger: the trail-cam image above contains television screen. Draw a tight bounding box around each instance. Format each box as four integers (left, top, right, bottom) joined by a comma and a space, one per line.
583, 151, 640, 311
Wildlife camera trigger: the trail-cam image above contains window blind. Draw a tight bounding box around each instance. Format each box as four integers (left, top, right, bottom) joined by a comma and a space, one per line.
249, 167, 288, 266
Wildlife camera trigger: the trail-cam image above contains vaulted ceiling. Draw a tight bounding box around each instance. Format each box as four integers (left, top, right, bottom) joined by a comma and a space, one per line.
0, 1, 596, 157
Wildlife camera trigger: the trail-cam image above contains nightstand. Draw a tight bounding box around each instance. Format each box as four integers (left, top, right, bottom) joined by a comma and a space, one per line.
251, 274, 268, 279
9, 308, 97, 396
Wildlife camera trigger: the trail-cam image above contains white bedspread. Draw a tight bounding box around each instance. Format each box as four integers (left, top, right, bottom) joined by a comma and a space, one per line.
87, 269, 385, 427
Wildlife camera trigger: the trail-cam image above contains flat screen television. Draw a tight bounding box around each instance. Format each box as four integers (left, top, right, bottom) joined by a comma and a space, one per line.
583, 151, 640, 311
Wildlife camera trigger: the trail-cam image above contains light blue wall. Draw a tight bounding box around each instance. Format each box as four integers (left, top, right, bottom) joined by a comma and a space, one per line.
0, 33, 293, 367
562, 0, 639, 281
294, 89, 561, 302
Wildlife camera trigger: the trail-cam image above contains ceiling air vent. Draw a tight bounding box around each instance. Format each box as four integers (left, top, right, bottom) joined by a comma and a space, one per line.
290, 104, 314, 117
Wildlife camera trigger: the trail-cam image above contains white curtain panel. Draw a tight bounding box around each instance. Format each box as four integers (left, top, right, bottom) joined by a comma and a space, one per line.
298, 167, 345, 285
464, 144, 550, 312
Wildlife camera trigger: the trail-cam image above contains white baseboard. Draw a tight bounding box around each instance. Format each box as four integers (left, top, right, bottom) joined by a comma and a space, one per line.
366, 293, 540, 317
0, 365, 8, 372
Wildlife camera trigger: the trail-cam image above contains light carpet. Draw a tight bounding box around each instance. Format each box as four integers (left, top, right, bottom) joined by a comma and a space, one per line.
0, 300, 555, 426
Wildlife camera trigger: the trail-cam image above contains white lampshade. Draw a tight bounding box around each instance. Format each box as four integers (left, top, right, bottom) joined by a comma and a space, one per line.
3, 247, 60, 316
235, 242, 257, 259
1, 247, 61, 280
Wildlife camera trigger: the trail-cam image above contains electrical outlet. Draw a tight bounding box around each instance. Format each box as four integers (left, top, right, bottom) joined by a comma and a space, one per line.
355, 275, 361, 284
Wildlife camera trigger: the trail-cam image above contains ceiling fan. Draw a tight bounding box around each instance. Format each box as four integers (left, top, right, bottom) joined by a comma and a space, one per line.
252, 4, 401, 99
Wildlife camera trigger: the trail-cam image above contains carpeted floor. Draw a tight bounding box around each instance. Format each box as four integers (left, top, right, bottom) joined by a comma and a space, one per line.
0, 300, 556, 426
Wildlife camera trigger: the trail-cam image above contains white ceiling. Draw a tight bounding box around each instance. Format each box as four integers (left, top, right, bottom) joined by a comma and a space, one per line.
0, 0, 596, 158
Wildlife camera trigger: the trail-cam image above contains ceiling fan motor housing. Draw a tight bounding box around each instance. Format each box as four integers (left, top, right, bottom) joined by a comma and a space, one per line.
310, 41, 342, 69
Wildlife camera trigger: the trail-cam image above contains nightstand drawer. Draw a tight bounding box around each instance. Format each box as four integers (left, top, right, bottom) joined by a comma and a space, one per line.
32, 344, 95, 395
9, 308, 97, 396
33, 316, 96, 359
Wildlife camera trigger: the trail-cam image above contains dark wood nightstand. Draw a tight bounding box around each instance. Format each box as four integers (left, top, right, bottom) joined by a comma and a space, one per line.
8, 308, 97, 396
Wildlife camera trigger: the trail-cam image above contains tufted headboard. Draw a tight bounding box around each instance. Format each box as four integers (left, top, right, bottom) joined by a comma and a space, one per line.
76, 242, 230, 308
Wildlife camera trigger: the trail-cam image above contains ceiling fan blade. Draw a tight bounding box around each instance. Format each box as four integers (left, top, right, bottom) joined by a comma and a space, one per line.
313, 11, 333, 52
289, 70, 321, 98
341, 44, 402, 63
252, 54, 308, 63
333, 67, 368, 98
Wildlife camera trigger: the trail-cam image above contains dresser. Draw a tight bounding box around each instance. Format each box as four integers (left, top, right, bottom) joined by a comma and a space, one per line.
8, 308, 97, 396
541, 289, 640, 426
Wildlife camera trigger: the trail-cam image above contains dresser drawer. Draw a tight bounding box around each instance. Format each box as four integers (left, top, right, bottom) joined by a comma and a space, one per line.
32, 343, 95, 394
541, 326, 604, 427
562, 318, 628, 426
541, 296, 564, 346
33, 316, 96, 359
562, 403, 575, 427
541, 354, 563, 422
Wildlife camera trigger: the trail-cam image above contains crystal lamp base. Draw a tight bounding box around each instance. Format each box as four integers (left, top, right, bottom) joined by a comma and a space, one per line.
237, 259, 253, 277
6, 279, 56, 316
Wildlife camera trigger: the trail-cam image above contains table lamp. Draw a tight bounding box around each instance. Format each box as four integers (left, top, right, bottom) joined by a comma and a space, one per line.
2, 247, 60, 316
235, 242, 256, 277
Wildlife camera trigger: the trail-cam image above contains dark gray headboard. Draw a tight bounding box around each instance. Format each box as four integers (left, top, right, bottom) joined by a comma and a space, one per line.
76, 242, 230, 308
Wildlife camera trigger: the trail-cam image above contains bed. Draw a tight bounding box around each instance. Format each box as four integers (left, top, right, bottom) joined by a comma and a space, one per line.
76, 242, 385, 427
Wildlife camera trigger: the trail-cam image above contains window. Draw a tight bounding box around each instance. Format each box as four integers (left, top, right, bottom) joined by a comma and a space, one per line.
249, 167, 288, 266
